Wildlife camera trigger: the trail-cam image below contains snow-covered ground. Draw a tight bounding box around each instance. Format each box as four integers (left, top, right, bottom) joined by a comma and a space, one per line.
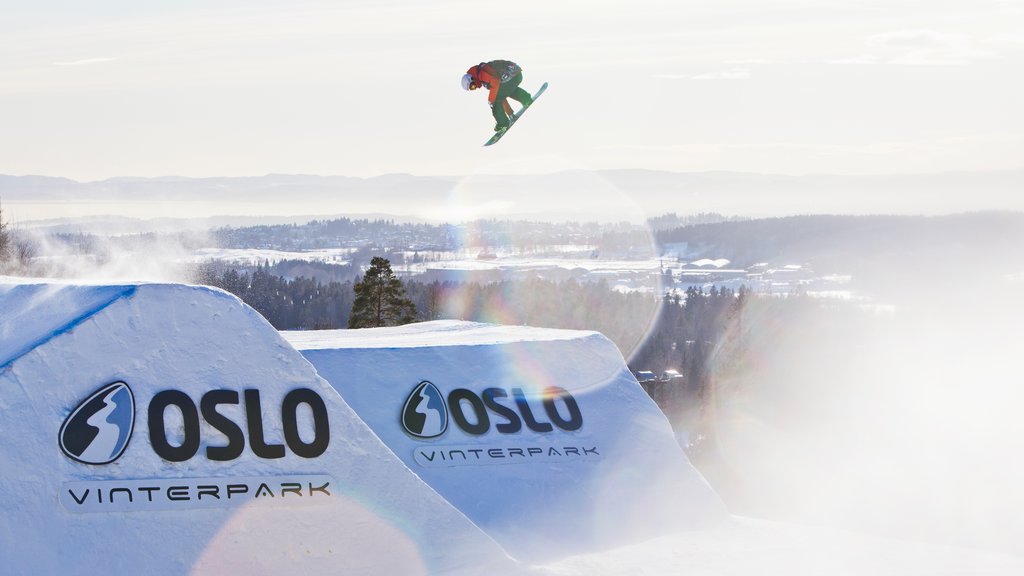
3, 278, 1016, 574
284, 321, 725, 562
409, 255, 665, 276
539, 517, 1024, 575
191, 246, 856, 298
189, 247, 357, 265
0, 280, 515, 575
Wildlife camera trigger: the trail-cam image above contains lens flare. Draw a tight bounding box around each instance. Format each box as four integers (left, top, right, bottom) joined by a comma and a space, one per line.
428, 157, 665, 362
191, 492, 430, 575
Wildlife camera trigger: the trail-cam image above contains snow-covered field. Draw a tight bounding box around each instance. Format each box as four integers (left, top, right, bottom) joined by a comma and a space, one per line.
189, 247, 357, 265
406, 255, 665, 275
189, 245, 855, 298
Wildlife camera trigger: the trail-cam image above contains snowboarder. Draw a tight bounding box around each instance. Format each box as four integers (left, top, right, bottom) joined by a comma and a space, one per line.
462, 60, 534, 132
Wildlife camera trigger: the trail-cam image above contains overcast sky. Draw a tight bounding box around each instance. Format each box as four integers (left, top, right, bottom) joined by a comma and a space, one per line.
1, 0, 1022, 181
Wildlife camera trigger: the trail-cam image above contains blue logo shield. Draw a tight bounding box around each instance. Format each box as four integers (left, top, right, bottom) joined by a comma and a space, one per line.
401, 381, 448, 439
59, 381, 135, 465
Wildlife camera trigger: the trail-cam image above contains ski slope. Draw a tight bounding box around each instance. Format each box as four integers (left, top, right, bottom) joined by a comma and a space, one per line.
2, 278, 1021, 575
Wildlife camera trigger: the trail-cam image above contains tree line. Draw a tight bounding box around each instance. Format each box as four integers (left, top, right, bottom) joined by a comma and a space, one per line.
0, 203, 32, 272
213, 216, 652, 254
192, 261, 658, 347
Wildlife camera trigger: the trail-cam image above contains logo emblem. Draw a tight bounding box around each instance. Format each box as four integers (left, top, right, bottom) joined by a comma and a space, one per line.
59, 381, 135, 465
401, 381, 448, 439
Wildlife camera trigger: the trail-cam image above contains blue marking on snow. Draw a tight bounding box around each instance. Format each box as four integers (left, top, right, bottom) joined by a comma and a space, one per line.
0, 284, 138, 372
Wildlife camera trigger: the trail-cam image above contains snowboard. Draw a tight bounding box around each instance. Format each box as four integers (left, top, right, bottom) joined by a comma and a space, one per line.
484, 82, 548, 147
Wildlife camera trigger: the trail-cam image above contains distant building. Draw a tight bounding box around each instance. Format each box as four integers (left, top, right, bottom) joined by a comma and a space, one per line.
661, 369, 683, 382
635, 370, 657, 383
673, 258, 748, 286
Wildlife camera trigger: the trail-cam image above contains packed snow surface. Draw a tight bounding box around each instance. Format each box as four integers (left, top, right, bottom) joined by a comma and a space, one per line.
0, 280, 515, 575
2, 279, 1020, 575
286, 320, 596, 348
286, 321, 727, 562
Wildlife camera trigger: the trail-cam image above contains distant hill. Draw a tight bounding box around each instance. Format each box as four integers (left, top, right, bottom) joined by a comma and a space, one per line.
17, 213, 431, 235
3, 169, 1022, 224
0, 173, 455, 204
657, 212, 1024, 298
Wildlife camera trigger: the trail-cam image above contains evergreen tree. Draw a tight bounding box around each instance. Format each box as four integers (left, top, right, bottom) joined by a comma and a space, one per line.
348, 256, 417, 328
0, 200, 9, 264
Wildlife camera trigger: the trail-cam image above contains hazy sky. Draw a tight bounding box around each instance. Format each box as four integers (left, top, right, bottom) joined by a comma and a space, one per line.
1, 0, 1022, 180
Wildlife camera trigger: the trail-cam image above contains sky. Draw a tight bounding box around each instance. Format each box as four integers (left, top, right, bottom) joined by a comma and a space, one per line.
1, 0, 1022, 181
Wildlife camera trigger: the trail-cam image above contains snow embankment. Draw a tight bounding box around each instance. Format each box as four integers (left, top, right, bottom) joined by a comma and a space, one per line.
284, 321, 727, 563
3, 279, 1019, 575
0, 280, 515, 575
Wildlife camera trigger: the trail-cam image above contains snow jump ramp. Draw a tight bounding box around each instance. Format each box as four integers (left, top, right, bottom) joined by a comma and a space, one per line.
284, 321, 725, 562
0, 281, 518, 575
0, 279, 724, 573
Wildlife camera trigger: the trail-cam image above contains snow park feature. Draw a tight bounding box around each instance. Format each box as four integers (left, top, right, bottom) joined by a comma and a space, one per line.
4, 279, 1024, 576
283, 321, 727, 562
0, 280, 518, 575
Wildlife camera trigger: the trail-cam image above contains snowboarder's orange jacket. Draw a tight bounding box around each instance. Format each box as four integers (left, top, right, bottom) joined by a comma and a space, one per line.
466, 60, 521, 104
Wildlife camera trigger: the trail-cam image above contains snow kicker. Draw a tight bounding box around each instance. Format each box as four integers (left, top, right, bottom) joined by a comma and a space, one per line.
285, 321, 726, 562
0, 281, 516, 576
0, 280, 724, 573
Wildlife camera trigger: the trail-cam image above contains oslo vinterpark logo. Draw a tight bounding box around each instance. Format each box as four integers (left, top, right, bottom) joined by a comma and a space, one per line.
58, 381, 135, 465
401, 380, 449, 439
399, 379, 600, 467
56, 381, 337, 513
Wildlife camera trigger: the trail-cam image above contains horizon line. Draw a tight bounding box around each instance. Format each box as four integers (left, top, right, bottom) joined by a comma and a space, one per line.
3, 166, 1024, 184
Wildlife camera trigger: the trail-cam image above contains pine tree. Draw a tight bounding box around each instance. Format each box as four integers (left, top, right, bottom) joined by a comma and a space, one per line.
0, 200, 9, 264
348, 256, 417, 328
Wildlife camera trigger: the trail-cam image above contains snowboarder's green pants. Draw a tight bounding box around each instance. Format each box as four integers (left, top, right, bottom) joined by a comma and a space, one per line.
491, 72, 532, 128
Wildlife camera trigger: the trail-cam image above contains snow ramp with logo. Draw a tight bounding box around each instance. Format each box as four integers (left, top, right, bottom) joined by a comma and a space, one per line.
284, 321, 726, 563
0, 281, 519, 575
